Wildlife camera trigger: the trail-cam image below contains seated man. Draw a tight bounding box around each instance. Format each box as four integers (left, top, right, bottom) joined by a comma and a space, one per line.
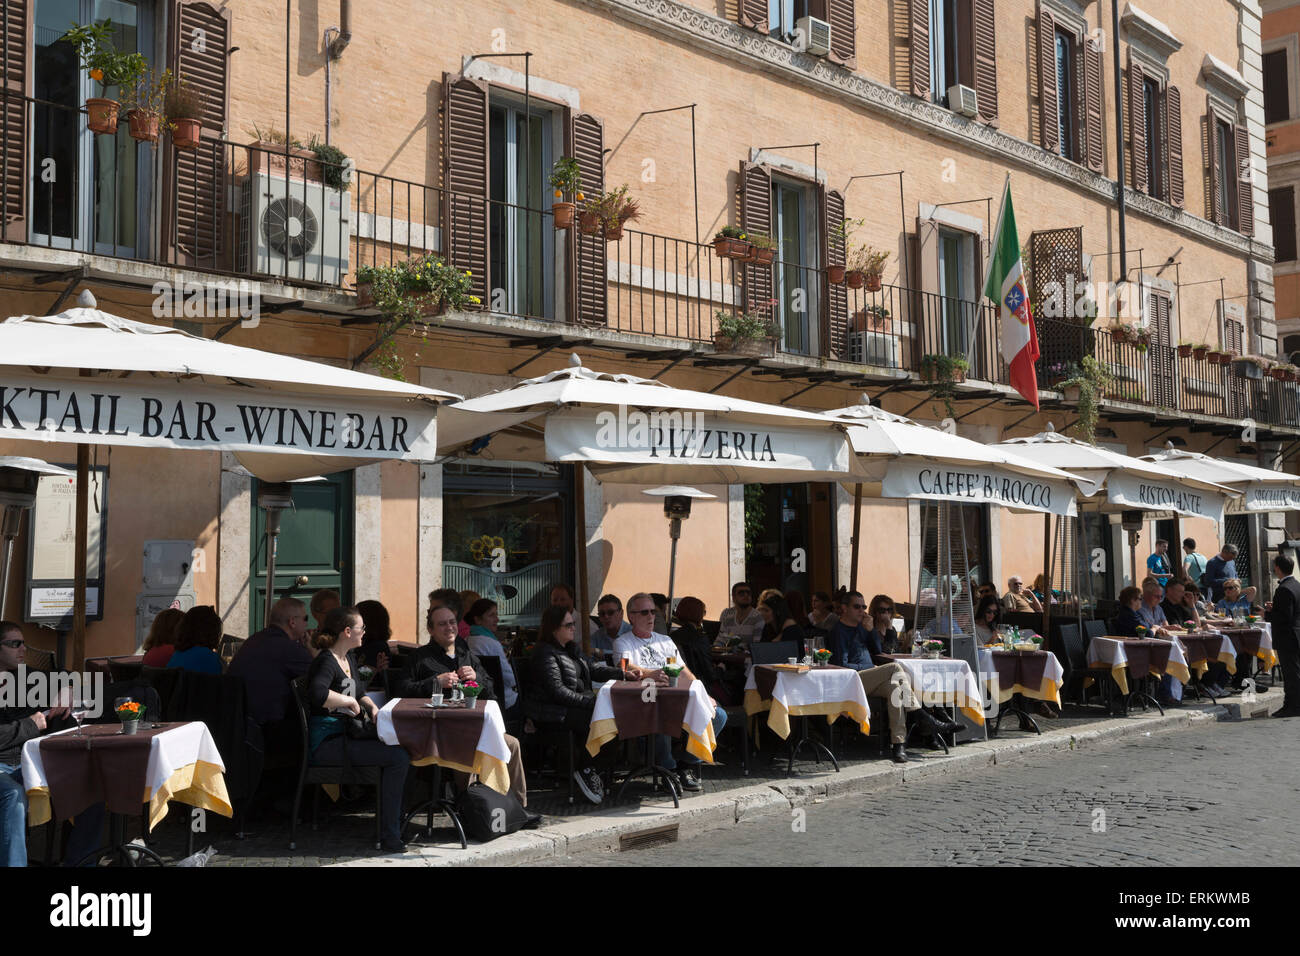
228, 597, 313, 729
1133, 581, 1184, 707
400, 606, 537, 822
1215, 579, 1257, 617
613, 593, 727, 794
1162, 580, 1227, 697
1002, 576, 1043, 613
717, 582, 765, 647
590, 594, 633, 657
828, 592, 959, 764
1, 624, 104, 867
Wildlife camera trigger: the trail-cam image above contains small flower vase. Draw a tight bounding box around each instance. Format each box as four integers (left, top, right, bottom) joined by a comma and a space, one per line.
667, 674, 679, 687
462, 690, 480, 708
120, 719, 140, 735
925, 650, 940, 660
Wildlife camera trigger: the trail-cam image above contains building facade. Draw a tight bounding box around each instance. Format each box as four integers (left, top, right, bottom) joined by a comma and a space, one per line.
0, 0, 1291, 658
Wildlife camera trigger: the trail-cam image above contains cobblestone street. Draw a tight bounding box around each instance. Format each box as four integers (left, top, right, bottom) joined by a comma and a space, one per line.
544, 716, 1300, 867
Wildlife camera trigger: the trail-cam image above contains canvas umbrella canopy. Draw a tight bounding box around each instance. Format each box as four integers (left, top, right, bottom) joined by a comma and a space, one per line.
437, 354, 856, 484
0, 293, 461, 663
1139, 446, 1300, 514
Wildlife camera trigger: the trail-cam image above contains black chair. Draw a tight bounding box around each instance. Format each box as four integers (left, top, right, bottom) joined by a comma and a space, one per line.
288, 676, 383, 851
107, 657, 143, 683
1084, 619, 1107, 640
477, 653, 505, 701
1059, 623, 1117, 710
749, 641, 800, 665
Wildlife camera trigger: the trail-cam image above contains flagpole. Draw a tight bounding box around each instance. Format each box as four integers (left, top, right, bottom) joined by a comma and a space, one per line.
981, 173, 1011, 299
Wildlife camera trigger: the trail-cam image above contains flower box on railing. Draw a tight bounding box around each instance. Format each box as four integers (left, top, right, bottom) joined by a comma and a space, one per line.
713, 237, 753, 260
248, 141, 324, 182
712, 333, 776, 357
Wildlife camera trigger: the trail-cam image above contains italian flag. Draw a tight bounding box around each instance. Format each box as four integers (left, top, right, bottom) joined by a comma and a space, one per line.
983, 178, 1040, 409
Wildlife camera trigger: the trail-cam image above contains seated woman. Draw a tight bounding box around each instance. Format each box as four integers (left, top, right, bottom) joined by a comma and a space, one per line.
1031, 574, 1060, 605
670, 596, 735, 705
526, 604, 634, 805
866, 594, 900, 654
808, 591, 837, 634
142, 607, 184, 668
756, 588, 784, 642
166, 606, 225, 674
355, 599, 393, 673
1215, 579, 1256, 617
464, 598, 520, 721
1112, 586, 1144, 637
973, 595, 1002, 644
758, 594, 807, 650
306, 606, 410, 853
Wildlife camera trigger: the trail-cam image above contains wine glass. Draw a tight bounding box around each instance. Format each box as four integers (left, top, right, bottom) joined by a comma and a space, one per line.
70, 700, 89, 736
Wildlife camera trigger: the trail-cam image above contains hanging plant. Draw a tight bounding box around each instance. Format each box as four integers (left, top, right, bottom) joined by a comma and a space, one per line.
744, 230, 777, 265
353, 256, 481, 379
713, 225, 753, 261
1057, 356, 1113, 444
920, 353, 970, 419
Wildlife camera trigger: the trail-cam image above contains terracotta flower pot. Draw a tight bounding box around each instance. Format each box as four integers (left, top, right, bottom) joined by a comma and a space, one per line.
552, 201, 575, 230
1269, 366, 1288, 381
713, 333, 776, 357
126, 109, 160, 143
713, 237, 753, 260
865, 273, 883, 292
845, 270, 865, 289
1192, 347, 1209, 360
578, 210, 602, 236
1109, 327, 1127, 344
1177, 345, 1193, 358
248, 141, 323, 182
1209, 351, 1230, 366
750, 247, 775, 266
355, 282, 374, 308
1062, 384, 1082, 403
827, 265, 846, 284
171, 117, 202, 150
603, 223, 623, 241
86, 98, 120, 135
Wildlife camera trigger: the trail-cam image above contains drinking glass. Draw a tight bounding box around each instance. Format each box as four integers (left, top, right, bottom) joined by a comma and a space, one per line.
71, 700, 89, 736
431, 691, 444, 707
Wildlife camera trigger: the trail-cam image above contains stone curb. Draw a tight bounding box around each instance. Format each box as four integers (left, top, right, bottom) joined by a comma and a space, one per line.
327, 694, 1278, 867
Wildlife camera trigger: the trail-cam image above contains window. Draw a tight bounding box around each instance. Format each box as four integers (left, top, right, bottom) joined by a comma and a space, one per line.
1053, 29, 1075, 160
929, 0, 961, 102
771, 176, 820, 356
1272, 186, 1297, 263
1264, 49, 1290, 125
1142, 77, 1162, 200
1216, 117, 1237, 230
768, 0, 810, 40
937, 227, 977, 357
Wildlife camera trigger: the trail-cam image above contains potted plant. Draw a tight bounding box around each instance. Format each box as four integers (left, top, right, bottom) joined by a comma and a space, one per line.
1177, 340, 1195, 358
852, 304, 891, 332
663, 659, 684, 687
308, 136, 353, 191
1268, 361, 1289, 381
746, 230, 777, 265
460, 679, 481, 707
164, 76, 206, 150
1233, 355, 1267, 380
120, 67, 170, 144
813, 647, 832, 666
713, 225, 753, 261
63, 20, 147, 136
849, 244, 890, 292
827, 217, 863, 285
246, 123, 322, 181
1208, 349, 1232, 366
1192, 343, 1210, 361
1057, 356, 1112, 443
922, 640, 944, 659
115, 699, 143, 735
547, 157, 583, 230
713, 309, 778, 357
920, 353, 970, 419
579, 184, 641, 240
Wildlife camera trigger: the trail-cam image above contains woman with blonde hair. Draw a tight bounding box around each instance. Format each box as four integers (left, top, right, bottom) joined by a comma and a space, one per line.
142, 607, 185, 668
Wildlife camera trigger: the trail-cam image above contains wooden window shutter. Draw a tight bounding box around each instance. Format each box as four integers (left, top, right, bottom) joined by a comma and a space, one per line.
909, 0, 930, 99
1224, 317, 1243, 354
824, 188, 848, 359
1235, 124, 1253, 236
167, 2, 230, 268
826, 0, 856, 70
1150, 292, 1174, 408
441, 73, 489, 303
1083, 36, 1104, 172
1164, 85, 1183, 207
0, 0, 29, 241
1037, 5, 1057, 152
1208, 107, 1222, 225
972, 0, 997, 122
1127, 57, 1147, 194
739, 161, 773, 320
1271, 186, 1296, 262
737, 0, 768, 32
569, 112, 606, 328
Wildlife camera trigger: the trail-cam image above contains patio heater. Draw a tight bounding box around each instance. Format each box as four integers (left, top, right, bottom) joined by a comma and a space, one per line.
0, 467, 42, 619
257, 482, 295, 626
643, 486, 716, 616
1121, 510, 1143, 587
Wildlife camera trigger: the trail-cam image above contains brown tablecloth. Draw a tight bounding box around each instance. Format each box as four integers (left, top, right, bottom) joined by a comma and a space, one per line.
987, 650, 1050, 691
1178, 634, 1222, 668
1117, 639, 1172, 678
387, 698, 486, 769
39, 723, 168, 820
1218, 627, 1263, 656
608, 679, 693, 739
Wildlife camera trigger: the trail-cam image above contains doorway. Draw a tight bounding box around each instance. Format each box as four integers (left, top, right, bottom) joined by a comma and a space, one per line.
249, 472, 354, 632
31, 0, 154, 256
937, 227, 976, 358
488, 95, 557, 320
771, 176, 818, 355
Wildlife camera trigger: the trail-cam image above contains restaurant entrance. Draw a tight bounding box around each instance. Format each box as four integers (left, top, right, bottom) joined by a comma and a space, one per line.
745, 482, 835, 599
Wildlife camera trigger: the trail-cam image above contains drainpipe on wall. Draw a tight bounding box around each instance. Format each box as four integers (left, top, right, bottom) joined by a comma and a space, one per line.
324, 1, 352, 147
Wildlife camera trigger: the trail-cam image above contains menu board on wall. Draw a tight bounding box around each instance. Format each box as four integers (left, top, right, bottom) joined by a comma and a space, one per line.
25, 467, 108, 627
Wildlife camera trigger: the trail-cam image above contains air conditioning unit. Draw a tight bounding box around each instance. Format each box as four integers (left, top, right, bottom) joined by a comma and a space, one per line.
947, 84, 980, 118
796, 16, 832, 56
848, 331, 900, 369
240, 172, 352, 285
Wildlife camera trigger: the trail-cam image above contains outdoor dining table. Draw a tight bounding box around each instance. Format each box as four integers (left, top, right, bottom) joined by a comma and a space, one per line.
1176, 632, 1238, 676
1210, 624, 1279, 672
1086, 636, 1191, 712
878, 654, 985, 751
22, 721, 231, 865
585, 677, 718, 808
743, 663, 870, 773
976, 648, 1064, 736
376, 697, 512, 795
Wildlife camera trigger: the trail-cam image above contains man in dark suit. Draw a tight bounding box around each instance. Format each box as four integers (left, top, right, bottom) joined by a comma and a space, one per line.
1265, 554, 1300, 718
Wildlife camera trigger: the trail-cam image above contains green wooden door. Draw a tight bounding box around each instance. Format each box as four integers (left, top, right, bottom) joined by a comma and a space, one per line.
250, 472, 354, 632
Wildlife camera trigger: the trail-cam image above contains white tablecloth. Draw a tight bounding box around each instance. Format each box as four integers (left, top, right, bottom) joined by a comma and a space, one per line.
586, 678, 718, 762
22, 721, 230, 829
975, 649, 1065, 704
742, 665, 870, 739
376, 697, 513, 794
1087, 636, 1191, 694
889, 657, 985, 724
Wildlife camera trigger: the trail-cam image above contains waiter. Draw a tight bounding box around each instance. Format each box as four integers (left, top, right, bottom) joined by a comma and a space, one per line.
1266, 554, 1300, 719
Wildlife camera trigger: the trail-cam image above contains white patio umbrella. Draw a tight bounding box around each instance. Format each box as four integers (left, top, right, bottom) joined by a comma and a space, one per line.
0, 292, 461, 662
1139, 446, 1300, 514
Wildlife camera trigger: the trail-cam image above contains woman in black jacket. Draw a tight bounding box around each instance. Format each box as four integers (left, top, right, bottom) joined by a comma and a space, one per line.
526, 604, 631, 805
306, 606, 411, 853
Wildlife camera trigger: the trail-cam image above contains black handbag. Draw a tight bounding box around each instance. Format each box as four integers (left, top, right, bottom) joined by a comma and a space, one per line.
454, 783, 530, 842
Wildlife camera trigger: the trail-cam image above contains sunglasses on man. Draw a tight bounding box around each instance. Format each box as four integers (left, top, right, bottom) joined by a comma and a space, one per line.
1, 639, 23, 649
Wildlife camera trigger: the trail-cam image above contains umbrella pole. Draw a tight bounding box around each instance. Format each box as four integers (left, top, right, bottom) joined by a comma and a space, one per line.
1042, 512, 1053, 642
850, 483, 863, 589
72, 445, 89, 670
574, 466, 590, 655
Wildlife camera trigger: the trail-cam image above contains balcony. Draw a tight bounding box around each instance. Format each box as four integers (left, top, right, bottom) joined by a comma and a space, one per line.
1, 94, 1295, 434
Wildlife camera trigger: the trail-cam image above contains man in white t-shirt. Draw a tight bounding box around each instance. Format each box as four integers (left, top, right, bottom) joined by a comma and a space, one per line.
613, 592, 727, 793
